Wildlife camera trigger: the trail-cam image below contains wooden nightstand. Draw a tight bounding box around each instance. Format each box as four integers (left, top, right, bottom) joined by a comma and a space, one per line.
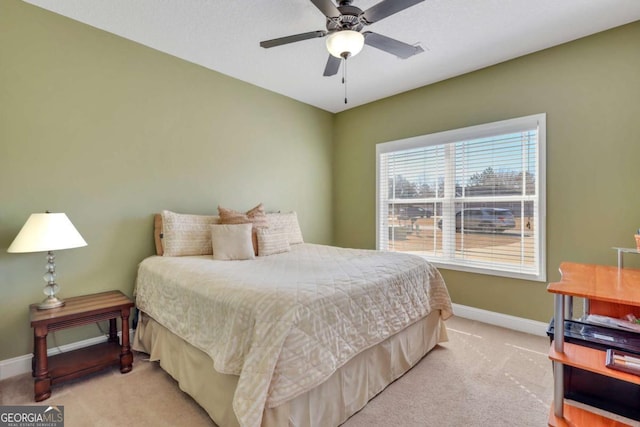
29, 290, 135, 401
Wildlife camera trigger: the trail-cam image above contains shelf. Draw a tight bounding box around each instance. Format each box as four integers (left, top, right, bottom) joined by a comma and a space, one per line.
613, 247, 640, 269
547, 263, 640, 307
48, 341, 122, 385
549, 341, 640, 385
548, 402, 633, 427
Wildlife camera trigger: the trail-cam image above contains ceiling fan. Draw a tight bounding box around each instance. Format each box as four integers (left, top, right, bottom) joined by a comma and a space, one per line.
259, 0, 425, 77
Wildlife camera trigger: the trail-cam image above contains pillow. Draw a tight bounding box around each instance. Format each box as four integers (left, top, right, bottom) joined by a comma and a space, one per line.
210, 224, 255, 261
257, 227, 291, 257
161, 210, 220, 256
218, 203, 269, 254
266, 212, 303, 245
218, 202, 269, 227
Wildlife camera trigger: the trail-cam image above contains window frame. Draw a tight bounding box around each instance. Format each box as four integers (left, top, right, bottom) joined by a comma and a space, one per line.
376, 113, 546, 282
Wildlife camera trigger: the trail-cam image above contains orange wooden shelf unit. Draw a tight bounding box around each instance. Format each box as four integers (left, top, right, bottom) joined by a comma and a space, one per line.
546, 262, 640, 427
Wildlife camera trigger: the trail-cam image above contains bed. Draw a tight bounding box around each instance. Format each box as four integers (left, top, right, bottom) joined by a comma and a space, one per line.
133, 211, 452, 427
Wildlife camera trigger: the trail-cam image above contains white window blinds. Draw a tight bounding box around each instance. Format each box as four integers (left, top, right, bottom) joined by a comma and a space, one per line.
376, 114, 546, 281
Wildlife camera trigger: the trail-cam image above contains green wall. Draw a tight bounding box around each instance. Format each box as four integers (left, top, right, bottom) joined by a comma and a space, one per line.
0, 1, 333, 360
1, 0, 638, 363
333, 21, 640, 322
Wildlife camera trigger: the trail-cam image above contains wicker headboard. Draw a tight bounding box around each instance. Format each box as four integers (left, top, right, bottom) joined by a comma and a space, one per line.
154, 214, 163, 256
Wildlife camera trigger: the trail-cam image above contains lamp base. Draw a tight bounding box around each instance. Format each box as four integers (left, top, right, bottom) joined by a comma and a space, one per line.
38, 295, 65, 310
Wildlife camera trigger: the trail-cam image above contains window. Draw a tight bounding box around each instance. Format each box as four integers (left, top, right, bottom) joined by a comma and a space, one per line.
376, 114, 546, 281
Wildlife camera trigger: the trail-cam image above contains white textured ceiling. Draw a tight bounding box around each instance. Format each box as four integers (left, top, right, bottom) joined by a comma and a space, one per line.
23, 0, 640, 113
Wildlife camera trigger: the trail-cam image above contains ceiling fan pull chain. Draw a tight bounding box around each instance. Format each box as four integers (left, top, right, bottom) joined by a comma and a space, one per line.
343, 56, 348, 104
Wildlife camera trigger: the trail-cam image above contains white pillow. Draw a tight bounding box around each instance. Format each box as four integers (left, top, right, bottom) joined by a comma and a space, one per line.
257, 227, 291, 257
266, 212, 303, 245
218, 203, 268, 255
211, 224, 255, 261
161, 210, 220, 256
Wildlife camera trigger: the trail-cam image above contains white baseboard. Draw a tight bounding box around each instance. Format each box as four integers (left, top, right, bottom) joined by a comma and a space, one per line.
1, 306, 548, 380
0, 329, 135, 381
452, 303, 549, 337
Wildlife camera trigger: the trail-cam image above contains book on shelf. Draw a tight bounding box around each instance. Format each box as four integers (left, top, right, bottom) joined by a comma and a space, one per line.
606, 348, 640, 376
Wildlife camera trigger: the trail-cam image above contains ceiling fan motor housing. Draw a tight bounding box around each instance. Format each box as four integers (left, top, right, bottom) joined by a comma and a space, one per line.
327, 5, 366, 32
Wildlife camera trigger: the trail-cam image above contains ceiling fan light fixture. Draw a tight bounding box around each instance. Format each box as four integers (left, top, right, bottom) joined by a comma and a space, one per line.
326, 30, 365, 58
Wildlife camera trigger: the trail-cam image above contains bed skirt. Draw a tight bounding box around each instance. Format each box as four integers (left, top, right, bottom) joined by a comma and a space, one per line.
133, 310, 448, 427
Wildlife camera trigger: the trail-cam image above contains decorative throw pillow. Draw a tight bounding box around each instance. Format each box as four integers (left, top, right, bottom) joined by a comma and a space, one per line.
161, 210, 220, 256
218, 203, 269, 254
257, 227, 291, 257
266, 212, 304, 245
210, 224, 255, 261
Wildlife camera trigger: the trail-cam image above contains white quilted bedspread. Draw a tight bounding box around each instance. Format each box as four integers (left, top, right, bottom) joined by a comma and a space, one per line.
134, 243, 452, 427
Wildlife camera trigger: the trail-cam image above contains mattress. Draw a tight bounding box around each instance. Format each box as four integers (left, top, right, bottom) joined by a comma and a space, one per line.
134, 243, 452, 427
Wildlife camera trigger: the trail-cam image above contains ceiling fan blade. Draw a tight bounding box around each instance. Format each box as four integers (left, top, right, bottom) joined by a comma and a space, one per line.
363, 0, 424, 23
363, 31, 424, 59
310, 0, 341, 18
323, 55, 341, 76
260, 30, 327, 48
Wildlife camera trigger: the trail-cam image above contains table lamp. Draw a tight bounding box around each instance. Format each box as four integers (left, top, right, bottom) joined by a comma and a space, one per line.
7, 212, 87, 309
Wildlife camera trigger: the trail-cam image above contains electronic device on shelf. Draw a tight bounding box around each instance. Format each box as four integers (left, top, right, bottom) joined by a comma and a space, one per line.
548, 318, 640, 355
547, 318, 640, 421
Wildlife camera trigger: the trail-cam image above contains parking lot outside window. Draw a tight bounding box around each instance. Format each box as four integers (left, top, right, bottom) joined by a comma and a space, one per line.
376, 114, 546, 281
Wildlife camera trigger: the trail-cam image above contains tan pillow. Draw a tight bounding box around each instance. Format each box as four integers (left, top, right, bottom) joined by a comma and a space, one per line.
257, 227, 291, 257
161, 210, 220, 256
218, 203, 269, 254
210, 224, 255, 261
266, 212, 303, 245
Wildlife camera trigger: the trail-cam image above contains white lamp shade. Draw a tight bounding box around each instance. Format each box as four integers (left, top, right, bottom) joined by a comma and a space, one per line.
326, 30, 365, 58
7, 213, 87, 253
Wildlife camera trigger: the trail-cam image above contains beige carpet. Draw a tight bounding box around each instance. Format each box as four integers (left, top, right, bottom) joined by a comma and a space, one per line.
0, 316, 553, 426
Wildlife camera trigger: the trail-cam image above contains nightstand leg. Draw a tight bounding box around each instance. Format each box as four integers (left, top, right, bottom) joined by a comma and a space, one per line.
33, 326, 51, 401
108, 318, 118, 343
119, 309, 132, 373
32, 334, 36, 377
